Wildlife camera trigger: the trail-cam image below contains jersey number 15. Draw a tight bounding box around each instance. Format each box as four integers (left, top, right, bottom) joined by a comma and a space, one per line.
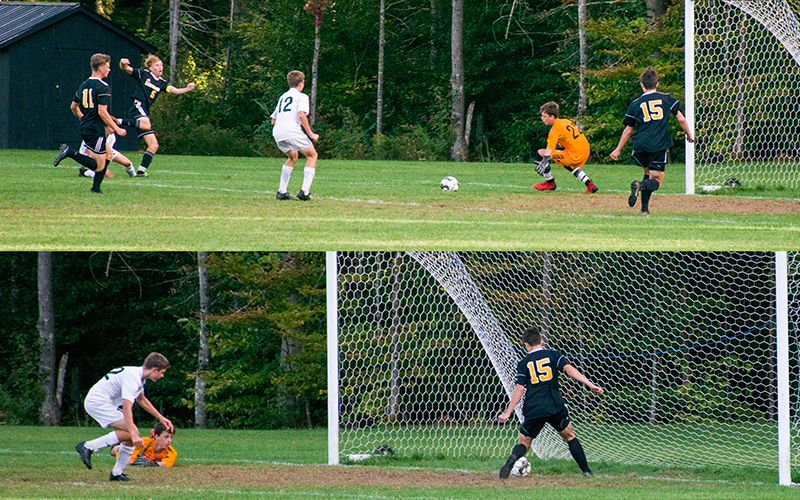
526, 358, 553, 384
639, 100, 664, 122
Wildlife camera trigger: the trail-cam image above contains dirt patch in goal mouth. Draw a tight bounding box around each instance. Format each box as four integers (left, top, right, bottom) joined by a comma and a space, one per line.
156, 464, 604, 490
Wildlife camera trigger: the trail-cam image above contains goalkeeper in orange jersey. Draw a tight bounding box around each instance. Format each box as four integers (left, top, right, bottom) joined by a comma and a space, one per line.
110, 422, 177, 467
533, 102, 598, 193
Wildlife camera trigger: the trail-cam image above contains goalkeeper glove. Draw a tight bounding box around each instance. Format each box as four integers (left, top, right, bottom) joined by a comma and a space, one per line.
536, 156, 551, 176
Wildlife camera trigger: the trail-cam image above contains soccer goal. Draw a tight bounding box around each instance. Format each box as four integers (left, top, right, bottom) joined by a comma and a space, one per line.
687, 0, 800, 192
327, 251, 799, 485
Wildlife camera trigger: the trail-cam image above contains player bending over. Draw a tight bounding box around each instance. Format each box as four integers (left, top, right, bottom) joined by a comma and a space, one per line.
498, 326, 604, 478
110, 421, 177, 467
534, 102, 598, 193
75, 352, 173, 481
271, 70, 319, 201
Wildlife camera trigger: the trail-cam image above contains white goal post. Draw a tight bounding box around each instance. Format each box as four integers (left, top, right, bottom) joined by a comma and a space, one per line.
327, 251, 798, 486
687, 0, 800, 192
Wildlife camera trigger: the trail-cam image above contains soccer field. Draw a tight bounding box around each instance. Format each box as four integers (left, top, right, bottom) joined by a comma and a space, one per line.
2, 149, 800, 250
1, 426, 797, 500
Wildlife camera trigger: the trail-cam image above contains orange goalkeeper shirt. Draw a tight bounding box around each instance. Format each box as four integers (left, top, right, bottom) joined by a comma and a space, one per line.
546, 118, 590, 165
130, 437, 177, 467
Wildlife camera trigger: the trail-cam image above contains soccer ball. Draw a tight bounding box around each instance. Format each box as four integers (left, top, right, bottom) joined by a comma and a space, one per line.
510, 457, 531, 477
440, 176, 459, 191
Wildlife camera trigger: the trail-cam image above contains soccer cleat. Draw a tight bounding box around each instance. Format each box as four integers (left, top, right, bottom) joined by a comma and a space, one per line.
533, 179, 556, 191
135, 171, 149, 178
90, 188, 105, 194
109, 472, 131, 482
75, 442, 93, 469
297, 190, 310, 201
628, 180, 641, 207
54, 144, 69, 166
641, 210, 650, 216
499, 454, 518, 479
276, 191, 297, 201
78, 167, 88, 177
582, 471, 594, 477
585, 181, 598, 193
124, 165, 136, 177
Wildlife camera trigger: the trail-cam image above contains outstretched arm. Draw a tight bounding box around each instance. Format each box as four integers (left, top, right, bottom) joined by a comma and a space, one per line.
498, 384, 525, 423
564, 364, 604, 394
119, 58, 134, 75
136, 393, 174, 433
675, 111, 695, 143
167, 83, 196, 95
610, 126, 634, 160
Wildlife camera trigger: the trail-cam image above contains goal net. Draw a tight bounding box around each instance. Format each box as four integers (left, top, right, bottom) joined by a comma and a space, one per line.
335, 251, 799, 473
693, 0, 800, 189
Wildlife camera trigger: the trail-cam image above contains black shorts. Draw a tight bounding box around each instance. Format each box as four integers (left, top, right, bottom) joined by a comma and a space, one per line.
632, 150, 667, 172
80, 134, 107, 155
519, 407, 571, 439
128, 100, 150, 120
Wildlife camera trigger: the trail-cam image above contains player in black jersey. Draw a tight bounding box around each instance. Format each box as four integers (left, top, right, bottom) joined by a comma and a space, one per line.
54, 53, 127, 194
498, 326, 604, 479
610, 68, 694, 214
118, 55, 195, 177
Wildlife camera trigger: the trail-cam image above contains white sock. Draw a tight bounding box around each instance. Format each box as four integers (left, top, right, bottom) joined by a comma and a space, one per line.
112, 444, 134, 476
572, 167, 588, 183
544, 172, 554, 181
85, 431, 119, 451
84, 169, 96, 178
279, 164, 293, 193
301, 167, 315, 193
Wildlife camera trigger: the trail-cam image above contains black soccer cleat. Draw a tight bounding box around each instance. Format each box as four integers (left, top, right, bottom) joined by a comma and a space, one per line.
109, 472, 131, 481
628, 180, 641, 208
582, 471, 594, 477
135, 171, 149, 178
75, 442, 93, 469
276, 191, 297, 201
54, 144, 69, 167
297, 190, 310, 201
90, 188, 105, 194
499, 454, 518, 479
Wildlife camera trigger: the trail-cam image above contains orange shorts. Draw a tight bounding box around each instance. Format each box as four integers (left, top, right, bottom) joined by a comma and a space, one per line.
551, 148, 589, 171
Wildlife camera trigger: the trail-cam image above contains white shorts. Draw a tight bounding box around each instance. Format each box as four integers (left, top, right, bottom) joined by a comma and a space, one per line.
84, 393, 124, 428
275, 135, 313, 153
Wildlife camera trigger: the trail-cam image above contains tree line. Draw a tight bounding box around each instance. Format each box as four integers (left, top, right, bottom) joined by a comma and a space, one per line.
0, 252, 326, 429
72, 0, 685, 162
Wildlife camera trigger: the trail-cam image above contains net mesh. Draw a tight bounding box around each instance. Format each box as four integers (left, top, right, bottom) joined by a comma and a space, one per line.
694, 0, 800, 188
337, 251, 800, 471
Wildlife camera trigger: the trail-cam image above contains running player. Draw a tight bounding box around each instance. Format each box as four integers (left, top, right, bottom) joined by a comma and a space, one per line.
53, 53, 127, 194
498, 326, 604, 478
271, 70, 319, 201
610, 68, 695, 215
75, 352, 173, 481
534, 102, 598, 193
118, 55, 195, 177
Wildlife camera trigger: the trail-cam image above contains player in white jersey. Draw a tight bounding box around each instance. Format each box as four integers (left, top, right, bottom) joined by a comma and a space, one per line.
75, 352, 173, 482
270, 70, 319, 201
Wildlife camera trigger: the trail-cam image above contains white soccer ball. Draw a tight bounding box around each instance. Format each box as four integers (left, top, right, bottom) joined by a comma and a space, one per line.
510, 457, 531, 477
440, 176, 459, 192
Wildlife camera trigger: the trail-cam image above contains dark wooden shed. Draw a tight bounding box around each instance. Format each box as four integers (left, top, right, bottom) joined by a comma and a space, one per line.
0, 2, 158, 151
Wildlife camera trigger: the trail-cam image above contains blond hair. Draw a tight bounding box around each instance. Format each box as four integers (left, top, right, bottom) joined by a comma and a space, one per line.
287, 70, 305, 88
144, 55, 162, 70
90, 53, 110, 72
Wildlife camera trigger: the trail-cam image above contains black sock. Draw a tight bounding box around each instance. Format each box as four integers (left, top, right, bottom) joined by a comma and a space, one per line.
640, 179, 660, 212
510, 443, 527, 459
140, 151, 154, 170
67, 150, 98, 170
567, 438, 591, 474
92, 166, 107, 191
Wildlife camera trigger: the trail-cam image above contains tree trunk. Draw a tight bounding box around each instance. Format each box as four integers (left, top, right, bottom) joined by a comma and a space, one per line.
144, 0, 153, 35
169, 0, 180, 81
645, 0, 666, 22
430, 0, 439, 69
450, 0, 466, 161
577, 0, 587, 118
57, 353, 69, 407
38, 252, 59, 426
223, 0, 236, 94
376, 0, 386, 137
195, 251, 210, 429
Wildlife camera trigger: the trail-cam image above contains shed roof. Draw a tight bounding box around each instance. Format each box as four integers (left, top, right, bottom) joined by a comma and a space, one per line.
0, 2, 157, 51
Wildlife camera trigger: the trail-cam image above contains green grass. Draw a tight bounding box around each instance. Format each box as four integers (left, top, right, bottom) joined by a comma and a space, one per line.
3, 149, 800, 250
1, 426, 797, 499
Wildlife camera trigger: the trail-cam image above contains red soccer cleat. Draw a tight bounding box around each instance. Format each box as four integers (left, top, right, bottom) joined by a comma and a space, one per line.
585, 181, 598, 193
533, 179, 556, 191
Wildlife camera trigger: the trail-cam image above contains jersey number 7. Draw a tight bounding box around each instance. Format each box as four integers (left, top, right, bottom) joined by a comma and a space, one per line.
526, 358, 553, 384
